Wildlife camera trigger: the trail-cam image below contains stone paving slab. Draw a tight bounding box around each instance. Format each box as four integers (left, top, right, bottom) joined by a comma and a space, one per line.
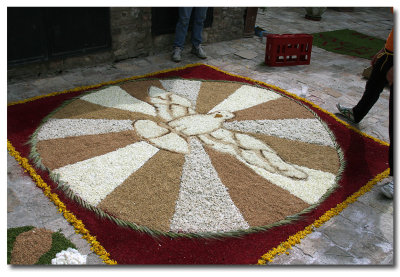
7, 7, 393, 265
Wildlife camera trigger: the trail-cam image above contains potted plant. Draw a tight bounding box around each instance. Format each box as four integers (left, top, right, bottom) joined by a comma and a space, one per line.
304, 7, 327, 21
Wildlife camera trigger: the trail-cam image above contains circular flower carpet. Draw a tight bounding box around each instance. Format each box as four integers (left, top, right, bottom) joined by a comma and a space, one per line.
8, 64, 389, 264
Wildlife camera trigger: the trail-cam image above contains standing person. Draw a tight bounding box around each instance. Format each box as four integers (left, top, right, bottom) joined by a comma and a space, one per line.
336, 28, 394, 199
172, 7, 208, 62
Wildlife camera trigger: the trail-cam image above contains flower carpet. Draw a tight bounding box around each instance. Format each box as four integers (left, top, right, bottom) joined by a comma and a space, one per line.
7, 64, 390, 264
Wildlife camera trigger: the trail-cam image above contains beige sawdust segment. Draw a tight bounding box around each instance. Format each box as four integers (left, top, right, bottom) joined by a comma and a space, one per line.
51, 99, 161, 123
120, 79, 165, 102
98, 150, 185, 232
11, 228, 53, 265
195, 82, 243, 114
37, 130, 141, 170
228, 96, 315, 122
205, 146, 309, 227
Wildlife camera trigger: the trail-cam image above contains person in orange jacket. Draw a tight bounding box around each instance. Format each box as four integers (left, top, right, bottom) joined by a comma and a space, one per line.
337, 26, 394, 198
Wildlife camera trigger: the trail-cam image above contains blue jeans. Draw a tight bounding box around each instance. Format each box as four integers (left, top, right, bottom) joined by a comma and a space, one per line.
173, 7, 208, 49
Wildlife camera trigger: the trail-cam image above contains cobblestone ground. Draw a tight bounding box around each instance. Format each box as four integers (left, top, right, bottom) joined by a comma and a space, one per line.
7, 7, 394, 265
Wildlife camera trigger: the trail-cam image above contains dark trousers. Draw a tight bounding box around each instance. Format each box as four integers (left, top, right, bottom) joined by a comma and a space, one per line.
353, 51, 393, 175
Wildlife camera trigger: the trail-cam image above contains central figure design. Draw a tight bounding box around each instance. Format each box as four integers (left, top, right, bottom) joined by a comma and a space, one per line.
134, 86, 308, 180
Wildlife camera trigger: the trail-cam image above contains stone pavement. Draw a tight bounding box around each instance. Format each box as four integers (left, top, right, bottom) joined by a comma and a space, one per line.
7, 7, 394, 265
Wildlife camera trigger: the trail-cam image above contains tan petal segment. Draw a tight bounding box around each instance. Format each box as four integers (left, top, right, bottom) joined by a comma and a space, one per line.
205, 146, 309, 227
51, 99, 161, 123
195, 82, 243, 114
11, 228, 53, 265
227, 96, 315, 122
36, 130, 141, 170
250, 133, 340, 175
97, 150, 185, 232
120, 79, 164, 101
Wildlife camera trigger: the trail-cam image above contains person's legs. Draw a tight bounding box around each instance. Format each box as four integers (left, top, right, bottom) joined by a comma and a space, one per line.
191, 7, 208, 48
389, 84, 393, 176
173, 7, 193, 49
352, 53, 393, 123
380, 61, 394, 199
381, 83, 394, 199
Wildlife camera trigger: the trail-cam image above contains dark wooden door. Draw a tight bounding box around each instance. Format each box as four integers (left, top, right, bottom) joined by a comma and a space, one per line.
8, 7, 111, 65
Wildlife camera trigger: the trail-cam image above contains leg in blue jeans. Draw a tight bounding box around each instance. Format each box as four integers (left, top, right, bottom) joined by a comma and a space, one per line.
173, 7, 193, 49
191, 7, 208, 48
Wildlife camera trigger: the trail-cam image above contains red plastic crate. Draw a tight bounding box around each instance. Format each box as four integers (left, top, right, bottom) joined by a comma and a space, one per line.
265, 34, 313, 66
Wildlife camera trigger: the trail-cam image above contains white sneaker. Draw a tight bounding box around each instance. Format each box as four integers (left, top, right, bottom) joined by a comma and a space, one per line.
172, 47, 182, 62
336, 103, 356, 123
381, 181, 394, 199
191, 45, 207, 59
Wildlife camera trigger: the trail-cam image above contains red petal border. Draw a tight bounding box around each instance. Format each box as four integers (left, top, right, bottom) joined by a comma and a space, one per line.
7, 63, 389, 264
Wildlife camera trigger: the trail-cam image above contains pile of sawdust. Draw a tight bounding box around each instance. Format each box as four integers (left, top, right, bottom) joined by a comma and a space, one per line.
8, 226, 78, 265
10, 228, 53, 264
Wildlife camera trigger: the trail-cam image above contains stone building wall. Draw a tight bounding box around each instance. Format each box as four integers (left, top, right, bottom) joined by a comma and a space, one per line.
204, 7, 246, 42
110, 7, 246, 59
8, 7, 247, 79
110, 7, 153, 60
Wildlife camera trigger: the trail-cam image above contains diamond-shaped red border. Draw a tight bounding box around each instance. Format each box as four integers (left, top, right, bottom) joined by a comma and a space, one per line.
7, 64, 389, 264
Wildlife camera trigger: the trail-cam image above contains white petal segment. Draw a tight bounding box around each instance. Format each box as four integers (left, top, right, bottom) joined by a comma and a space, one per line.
81, 86, 157, 116
171, 104, 187, 118
149, 133, 189, 154
160, 79, 202, 107
170, 138, 249, 233
210, 129, 236, 144
198, 134, 237, 156
134, 120, 168, 139
37, 118, 134, 141
208, 85, 281, 113
245, 163, 336, 204
224, 119, 335, 147
169, 114, 226, 136
53, 142, 159, 206
148, 86, 168, 98
170, 94, 192, 108
235, 133, 273, 151
153, 103, 173, 121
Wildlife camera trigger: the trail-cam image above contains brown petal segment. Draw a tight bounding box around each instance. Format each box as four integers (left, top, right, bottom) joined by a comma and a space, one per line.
120, 79, 164, 101
36, 130, 141, 170
97, 150, 185, 232
10, 228, 53, 265
205, 146, 309, 227
195, 82, 243, 114
250, 133, 340, 175
227, 96, 315, 122
51, 99, 160, 123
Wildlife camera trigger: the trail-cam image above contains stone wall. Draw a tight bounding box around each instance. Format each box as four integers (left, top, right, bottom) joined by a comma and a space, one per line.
110, 7, 153, 60
110, 7, 246, 59
8, 7, 247, 79
205, 8, 246, 43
